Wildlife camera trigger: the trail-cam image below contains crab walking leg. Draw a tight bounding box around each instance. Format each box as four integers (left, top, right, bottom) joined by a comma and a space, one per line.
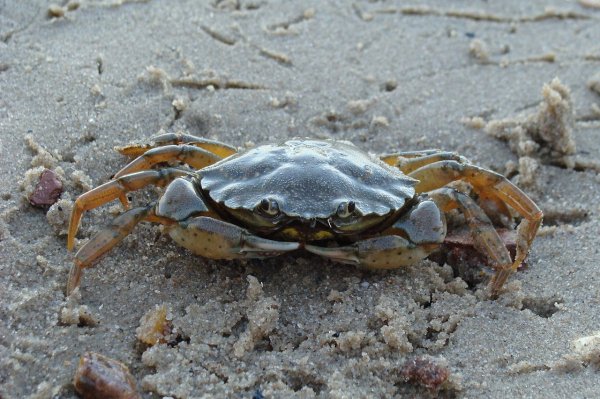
428, 188, 513, 296
382, 149, 442, 159
68, 168, 189, 251
113, 145, 222, 179
67, 206, 174, 295
115, 132, 237, 159
386, 150, 513, 222
381, 150, 467, 174
306, 198, 445, 269
167, 216, 300, 259
409, 160, 543, 292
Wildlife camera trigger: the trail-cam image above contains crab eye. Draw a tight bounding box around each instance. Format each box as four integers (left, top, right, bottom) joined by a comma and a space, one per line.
337, 201, 356, 218
259, 198, 280, 216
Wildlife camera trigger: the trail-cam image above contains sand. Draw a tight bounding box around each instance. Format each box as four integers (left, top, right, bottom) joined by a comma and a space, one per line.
1, 0, 600, 398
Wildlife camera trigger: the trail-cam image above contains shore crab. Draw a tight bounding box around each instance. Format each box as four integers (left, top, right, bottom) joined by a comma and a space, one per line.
66, 133, 542, 297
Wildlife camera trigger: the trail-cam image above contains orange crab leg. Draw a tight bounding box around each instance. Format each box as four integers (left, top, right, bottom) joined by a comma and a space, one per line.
409, 160, 543, 295
381, 150, 467, 174
68, 168, 189, 251
383, 150, 513, 222
115, 132, 237, 159
113, 145, 223, 179
381, 149, 442, 159
429, 187, 513, 297
67, 205, 175, 295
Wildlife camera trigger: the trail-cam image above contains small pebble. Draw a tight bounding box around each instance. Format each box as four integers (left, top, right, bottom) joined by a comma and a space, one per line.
29, 169, 63, 208
401, 356, 450, 390
73, 352, 141, 399
47, 4, 65, 18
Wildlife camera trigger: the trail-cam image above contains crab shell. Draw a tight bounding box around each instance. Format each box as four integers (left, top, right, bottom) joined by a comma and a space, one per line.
193, 139, 417, 241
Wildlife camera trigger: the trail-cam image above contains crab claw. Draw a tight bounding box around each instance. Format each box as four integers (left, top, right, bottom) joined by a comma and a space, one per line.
169, 216, 300, 259
307, 235, 437, 270
305, 244, 360, 265
241, 234, 301, 257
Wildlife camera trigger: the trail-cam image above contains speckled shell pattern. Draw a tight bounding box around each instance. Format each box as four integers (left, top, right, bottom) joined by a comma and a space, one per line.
199, 139, 417, 219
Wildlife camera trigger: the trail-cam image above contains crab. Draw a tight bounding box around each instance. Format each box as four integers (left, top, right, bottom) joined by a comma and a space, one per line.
66, 133, 542, 297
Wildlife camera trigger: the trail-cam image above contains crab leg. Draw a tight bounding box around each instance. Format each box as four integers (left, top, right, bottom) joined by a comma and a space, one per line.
409, 160, 543, 294
383, 151, 512, 221
116, 132, 237, 159
113, 145, 223, 179
382, 149, 442, 159
429, 187, 513, 296
306, 199, 445, 269
68, 168, 189, 250
168, 216, 300, 260
67, 205, 174, 295
381, 150, 467, 174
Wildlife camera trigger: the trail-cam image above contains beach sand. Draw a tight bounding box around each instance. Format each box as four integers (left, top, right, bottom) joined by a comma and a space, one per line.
1, 1, 600, 397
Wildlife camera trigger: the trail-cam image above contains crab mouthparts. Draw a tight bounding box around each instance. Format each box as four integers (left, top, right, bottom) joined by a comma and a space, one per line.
274, 218, 336, 242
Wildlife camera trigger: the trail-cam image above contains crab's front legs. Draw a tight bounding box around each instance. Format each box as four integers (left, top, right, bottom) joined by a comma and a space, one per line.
160, 178, 300, 259
306, 198, 446, 269
167, 217, 300, 259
